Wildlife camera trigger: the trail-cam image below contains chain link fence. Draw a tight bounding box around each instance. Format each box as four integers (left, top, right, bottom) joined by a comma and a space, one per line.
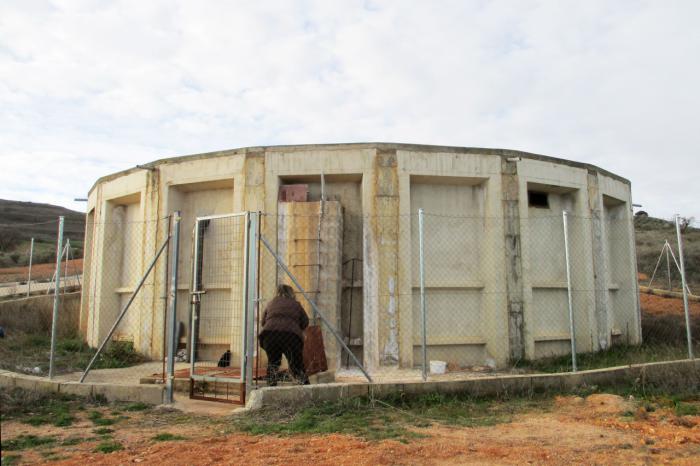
78, 215, 171, 384
0, 219, 81, 299
0, 208, 697, 402
0, 218, 83, 377
414, 211, 696, 378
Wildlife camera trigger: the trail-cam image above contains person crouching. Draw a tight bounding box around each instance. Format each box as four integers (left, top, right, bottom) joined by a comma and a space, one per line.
259, 284, 310, 386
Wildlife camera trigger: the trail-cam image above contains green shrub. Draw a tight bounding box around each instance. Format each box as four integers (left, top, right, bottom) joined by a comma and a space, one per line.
123, 402, 150, 412
93, 341, 146, 369
2, 434, 56, 451
94, 427, 115, 435
152, 433, 186, 442
94, 440, 123, 454
88, 410, 117, 426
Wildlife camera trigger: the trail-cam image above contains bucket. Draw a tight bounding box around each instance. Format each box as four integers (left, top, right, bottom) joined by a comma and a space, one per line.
429, 360, 447, 375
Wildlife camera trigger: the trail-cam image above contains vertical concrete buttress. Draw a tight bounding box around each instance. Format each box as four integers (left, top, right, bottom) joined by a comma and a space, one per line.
364, 149, 400, 370
243, 152, 266, 211
143, 168, 160, 356
587, 171, 610, 350
501, 159, 525, 362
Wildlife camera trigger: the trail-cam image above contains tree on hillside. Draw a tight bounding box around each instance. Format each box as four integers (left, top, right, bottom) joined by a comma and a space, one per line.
0, 229, 20, 251
678, 216, 695, 233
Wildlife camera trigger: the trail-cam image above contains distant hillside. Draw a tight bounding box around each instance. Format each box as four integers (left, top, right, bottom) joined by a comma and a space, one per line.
0, 199, 85, 269
635, 215, 699, 289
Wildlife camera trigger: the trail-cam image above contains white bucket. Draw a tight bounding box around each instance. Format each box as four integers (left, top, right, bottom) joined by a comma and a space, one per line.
429, 360, 447, 375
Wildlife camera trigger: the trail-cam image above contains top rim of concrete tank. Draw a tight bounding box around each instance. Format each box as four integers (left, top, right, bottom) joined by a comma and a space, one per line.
89, 142, 629, 194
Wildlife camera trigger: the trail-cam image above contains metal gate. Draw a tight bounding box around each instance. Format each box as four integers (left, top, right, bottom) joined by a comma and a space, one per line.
188, 212, 257, 404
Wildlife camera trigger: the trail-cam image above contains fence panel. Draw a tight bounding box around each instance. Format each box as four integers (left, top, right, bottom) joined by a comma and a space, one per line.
0, 215, 65, 375
1, 209, 697, 398
79, 216, 170, 384
188, 214, 248, 401
255, 211, 370, 388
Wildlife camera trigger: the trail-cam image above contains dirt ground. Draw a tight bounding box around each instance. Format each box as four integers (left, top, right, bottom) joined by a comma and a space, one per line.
640, 292, 700, 318
3, 393, 699, 465
0, 259, 82, 283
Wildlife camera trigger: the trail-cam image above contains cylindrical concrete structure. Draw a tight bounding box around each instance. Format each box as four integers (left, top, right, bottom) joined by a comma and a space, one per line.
80, 143, 640, 371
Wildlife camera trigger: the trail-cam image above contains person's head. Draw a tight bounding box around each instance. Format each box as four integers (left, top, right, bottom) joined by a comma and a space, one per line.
276, 284, 295, 299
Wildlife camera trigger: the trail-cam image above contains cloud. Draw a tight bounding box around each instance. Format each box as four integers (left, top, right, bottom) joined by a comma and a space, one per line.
0, 0, 698, 221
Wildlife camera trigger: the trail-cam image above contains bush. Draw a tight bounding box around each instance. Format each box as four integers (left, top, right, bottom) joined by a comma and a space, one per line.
0, 228, 21, 251
93, 341, 146, 369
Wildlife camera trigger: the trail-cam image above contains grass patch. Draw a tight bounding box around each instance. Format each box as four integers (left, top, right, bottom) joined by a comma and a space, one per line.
93, 427, 115, 435
23, 409, 74, 427
152, 433, 187, 442
61, 437, 84, 446
93, 440, 124, 454
519, 343, 698, 373
234, 383, 700, 444
233, 392, 550, 442
1, 388, 79, 427
1, 454, 22, 465
0, 332, 146, 376
674, 401, 699, 417
2, 434, 56, 451
88, 410, 117, 426
123, 402, 150, 412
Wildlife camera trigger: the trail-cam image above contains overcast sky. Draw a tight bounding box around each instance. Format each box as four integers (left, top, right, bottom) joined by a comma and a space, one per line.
1, 0, 698, 221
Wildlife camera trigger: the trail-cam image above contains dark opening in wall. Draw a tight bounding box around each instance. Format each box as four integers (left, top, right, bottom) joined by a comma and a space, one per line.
528, 190, 549, 209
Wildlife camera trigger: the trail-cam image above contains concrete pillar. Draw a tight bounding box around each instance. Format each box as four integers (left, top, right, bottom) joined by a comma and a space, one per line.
141, 169, 161, 357
84, 186, 104, 347
363, 149, 400, 370
501, 159, 525, 362
233, 152, 266, 366
79, 209, 96, 339
243, 152, 266, 211
587, 171, 610, 350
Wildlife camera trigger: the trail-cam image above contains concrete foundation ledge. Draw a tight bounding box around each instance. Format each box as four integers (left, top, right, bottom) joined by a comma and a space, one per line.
245, 359, 700, 411
0, 371, 165, 405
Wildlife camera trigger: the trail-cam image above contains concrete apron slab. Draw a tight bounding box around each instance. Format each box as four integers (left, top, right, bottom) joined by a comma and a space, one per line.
2, 359, 696, 413
246, 359, 700, 411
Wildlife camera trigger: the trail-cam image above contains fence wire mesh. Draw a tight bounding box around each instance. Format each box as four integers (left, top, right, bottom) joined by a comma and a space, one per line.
187, 214, 248, 402
0, 219, 81, 298
0, 208, 697, 396
256, 211, 361, 388
0, 217, 84, 377
78, 216, 171, 384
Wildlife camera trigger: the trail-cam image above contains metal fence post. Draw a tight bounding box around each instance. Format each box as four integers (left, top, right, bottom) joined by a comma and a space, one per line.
244, 212, 259, 400
189, 220, 201, 378
418, 208, 427, 381
166, 212, 181, 404
675, 214, 694, 359
562, 211, 577, 372
666, 241, 672, 291
49, 217, 64, 379
64, 238, 70, 293
26, 237, 34, 297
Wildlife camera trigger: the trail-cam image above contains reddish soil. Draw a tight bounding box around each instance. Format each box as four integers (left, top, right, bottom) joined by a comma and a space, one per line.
4, 394, 699, 465
0, 259, 82, 283
640, 293, 700, 318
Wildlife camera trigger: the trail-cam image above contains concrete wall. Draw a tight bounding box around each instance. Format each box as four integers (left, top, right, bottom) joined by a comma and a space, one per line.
82, 143, 639, 371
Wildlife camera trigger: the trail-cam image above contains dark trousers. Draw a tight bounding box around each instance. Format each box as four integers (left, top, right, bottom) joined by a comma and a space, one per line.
260, 331, 309, 386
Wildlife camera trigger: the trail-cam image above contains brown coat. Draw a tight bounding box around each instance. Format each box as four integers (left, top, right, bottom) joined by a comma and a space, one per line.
260, 296, 309, 340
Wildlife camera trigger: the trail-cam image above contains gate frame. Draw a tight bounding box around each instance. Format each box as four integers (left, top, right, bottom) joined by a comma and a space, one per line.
188, 211, 251, 404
